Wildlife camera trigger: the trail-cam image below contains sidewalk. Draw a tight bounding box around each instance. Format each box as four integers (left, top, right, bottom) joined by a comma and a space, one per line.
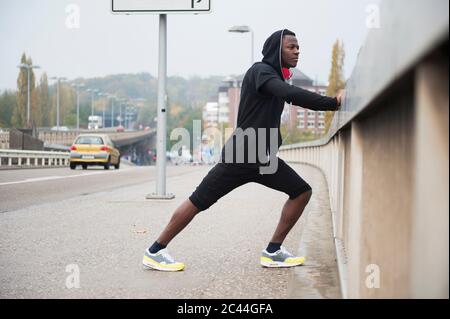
0, 163, 340, 299
288, 164, 342, 298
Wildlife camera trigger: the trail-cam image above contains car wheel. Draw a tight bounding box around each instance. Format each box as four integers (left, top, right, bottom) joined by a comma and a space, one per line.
70, 163, 76, 170
82, 164, 88, 170
104, 157, 111, 170
114, 157, 120, 170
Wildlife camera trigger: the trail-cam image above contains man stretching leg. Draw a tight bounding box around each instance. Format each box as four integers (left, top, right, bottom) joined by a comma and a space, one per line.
142, 29, 344, 272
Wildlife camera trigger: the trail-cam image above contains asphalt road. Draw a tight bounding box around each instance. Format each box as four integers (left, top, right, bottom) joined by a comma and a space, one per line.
0, 164, 194, 213
0, 163, 339, 299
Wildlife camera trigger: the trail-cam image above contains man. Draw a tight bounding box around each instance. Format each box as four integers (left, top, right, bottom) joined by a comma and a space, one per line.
142, 29, 344, 272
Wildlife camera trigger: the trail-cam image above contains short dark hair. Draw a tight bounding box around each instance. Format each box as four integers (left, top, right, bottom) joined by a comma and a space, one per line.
283, 30, 296, 37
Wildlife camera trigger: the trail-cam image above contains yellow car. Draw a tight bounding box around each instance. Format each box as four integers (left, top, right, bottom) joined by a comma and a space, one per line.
69, 134, 120, 170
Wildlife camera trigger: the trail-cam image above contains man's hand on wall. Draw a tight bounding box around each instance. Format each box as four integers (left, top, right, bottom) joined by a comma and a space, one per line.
336, 89, 345, 110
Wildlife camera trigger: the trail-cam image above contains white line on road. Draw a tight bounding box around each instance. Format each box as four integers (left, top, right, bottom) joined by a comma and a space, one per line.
0, 167, 132, 187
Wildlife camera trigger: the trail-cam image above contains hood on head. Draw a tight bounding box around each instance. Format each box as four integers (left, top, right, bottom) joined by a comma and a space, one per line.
262, 29, 295, 79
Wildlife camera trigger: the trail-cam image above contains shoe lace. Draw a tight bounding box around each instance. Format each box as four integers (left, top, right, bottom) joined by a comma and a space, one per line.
280, 246, 293, 257
160, 249, 175, 263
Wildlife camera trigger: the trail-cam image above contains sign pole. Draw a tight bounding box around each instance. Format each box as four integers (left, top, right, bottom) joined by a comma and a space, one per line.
147, 14, 174, 200
111, 0, 211, 200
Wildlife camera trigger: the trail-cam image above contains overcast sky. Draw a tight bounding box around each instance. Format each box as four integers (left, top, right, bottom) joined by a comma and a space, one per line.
0, 0, 380, 90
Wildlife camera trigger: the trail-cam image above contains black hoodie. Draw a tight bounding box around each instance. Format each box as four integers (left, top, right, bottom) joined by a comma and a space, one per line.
221, 29, 338, 166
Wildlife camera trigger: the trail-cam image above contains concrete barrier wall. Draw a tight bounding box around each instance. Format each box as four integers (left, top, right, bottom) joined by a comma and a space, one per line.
36, 129, 156, 148
9, 129, 44, 151
38, 130, 80, 146
279, 0, 448, 298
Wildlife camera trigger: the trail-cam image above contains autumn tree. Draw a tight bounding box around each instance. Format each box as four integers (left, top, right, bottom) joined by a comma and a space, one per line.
38, 73, 51, 127
325, 40, 345, 133
49, 80, 77, 127
12, 53, 37, 128
0, 91, 16, 128
60, 83, 76, 125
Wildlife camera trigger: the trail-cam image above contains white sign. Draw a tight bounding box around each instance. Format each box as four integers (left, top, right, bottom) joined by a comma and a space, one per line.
111, 0, 211, 14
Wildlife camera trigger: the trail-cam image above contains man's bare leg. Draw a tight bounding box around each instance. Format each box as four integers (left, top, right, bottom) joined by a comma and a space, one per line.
270, 190, 312, 244
154, 190, 310, 247
156, 199, 200, 246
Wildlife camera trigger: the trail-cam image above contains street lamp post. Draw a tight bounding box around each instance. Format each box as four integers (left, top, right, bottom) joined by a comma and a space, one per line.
116, 98, 127, 127
110, 96, 115, 128
86, 89, 99, 117
17, 63, 40, 127
72, 83, 85, 130
50, 76, 67, 130
100, 93, 116, 128
119, 103, 122, 126
228, 25, 254, 66
125, 103, 128, 130
125, 104, 137, 131
101, 94, 106, 128
98, 92, 107, 128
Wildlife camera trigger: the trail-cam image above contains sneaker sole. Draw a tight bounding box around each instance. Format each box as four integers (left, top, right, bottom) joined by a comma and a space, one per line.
142, 257, 184, 272
260, 258, 305, 268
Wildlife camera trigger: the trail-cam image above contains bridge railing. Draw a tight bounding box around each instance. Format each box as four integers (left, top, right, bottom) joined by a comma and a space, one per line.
0, 149, 69, 169
279, 0, 448, 299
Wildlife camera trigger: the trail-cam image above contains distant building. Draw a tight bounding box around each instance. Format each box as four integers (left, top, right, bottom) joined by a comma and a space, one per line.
281, 68, 328, 136
202, 76, 242, 131
206, 70, 326, 136
203, 102, 219, 127
223, 76, 243, 130
217, 86, 230, 125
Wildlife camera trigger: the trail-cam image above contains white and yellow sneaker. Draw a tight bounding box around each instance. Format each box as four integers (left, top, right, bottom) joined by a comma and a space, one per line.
260, 246, 305, 268
142, 248, 185, 272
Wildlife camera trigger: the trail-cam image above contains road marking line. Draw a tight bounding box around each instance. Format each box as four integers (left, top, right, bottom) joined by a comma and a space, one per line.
0, 167, 132, 186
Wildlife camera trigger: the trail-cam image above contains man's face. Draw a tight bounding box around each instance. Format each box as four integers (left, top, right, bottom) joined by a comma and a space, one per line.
281, 35, 300, 68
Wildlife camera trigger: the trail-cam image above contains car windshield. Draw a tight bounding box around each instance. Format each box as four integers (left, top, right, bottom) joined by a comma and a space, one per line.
75, 136, 104, 145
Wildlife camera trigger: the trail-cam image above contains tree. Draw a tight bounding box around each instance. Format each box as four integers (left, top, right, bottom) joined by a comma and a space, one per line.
0, 91, 16, 128
12, 54, 28, 128
49, 81, 76, 127
166, 103, 202, 150
60, 84, 76, 126
280, 124, 317, 144
137, 101, 157, 128
325, 40, 345, 133
12, 53, 37, 128
38, 73, 51, 127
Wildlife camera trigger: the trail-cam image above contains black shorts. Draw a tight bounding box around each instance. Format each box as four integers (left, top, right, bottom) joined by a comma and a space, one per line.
189, 158, 312, 212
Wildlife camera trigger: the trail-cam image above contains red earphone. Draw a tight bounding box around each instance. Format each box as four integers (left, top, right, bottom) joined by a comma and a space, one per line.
282, 68, 293, 80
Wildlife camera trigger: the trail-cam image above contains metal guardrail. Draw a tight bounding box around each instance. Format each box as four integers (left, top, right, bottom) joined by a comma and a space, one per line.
0, 149, 69, 169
